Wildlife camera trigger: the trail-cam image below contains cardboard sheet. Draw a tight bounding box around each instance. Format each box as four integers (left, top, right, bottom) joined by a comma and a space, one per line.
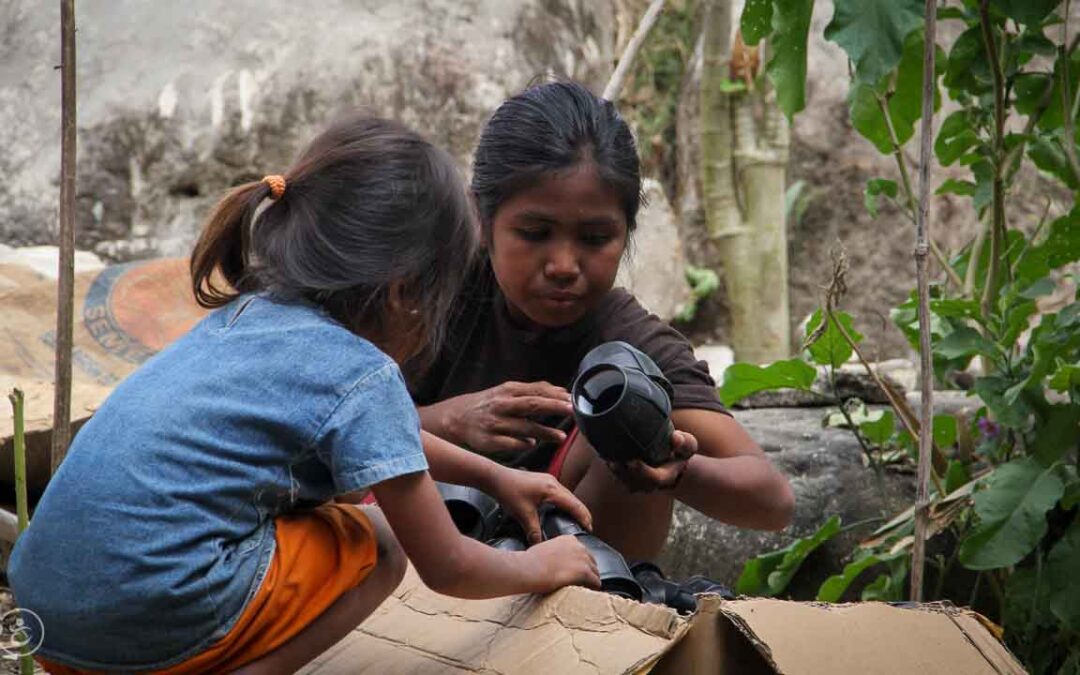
304, 570, 1026, 675
301, 566, 689, 675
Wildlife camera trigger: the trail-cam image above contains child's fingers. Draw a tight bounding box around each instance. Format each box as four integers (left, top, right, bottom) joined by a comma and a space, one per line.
543, 482, 593, 532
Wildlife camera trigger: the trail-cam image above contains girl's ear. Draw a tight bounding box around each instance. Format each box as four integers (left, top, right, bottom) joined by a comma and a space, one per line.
386, 280, 420, 317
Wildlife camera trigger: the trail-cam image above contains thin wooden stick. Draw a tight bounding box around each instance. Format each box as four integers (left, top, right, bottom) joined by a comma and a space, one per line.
911, 0, 938, 604
52, 0, 77, 474
603, 0, 667, 103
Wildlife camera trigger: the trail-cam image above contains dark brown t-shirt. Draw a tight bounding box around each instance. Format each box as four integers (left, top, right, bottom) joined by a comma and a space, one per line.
410, 265, 727, 415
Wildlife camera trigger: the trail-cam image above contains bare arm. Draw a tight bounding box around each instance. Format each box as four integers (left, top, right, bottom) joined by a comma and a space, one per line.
669, 409, 795, 530
371, 471, 598, 598
420, 429, 593, 541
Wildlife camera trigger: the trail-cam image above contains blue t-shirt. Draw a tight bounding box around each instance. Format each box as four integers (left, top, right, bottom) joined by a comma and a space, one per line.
8, 294, 428, 671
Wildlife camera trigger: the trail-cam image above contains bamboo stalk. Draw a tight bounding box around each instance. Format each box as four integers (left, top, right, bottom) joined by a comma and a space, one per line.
52, 0, 77, 474
603, 0, 667, 103
9, 390, 28, 535
910, 0, 938, 604
8, 388, 33, 675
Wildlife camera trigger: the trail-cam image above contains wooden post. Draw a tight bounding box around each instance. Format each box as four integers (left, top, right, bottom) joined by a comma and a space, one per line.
910, 0, 938, 603
52, 0, 77, 474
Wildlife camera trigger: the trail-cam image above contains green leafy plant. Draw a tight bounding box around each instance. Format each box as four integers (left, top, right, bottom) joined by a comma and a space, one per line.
728, 1, 1080, 671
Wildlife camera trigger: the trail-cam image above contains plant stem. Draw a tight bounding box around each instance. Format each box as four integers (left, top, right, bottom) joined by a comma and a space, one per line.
963, 212, 988, 298
53, 0, 77, 473
910, 0, 938, 604
827, 307, 948, 492
986, 569, 1007, 623
876, 95, 965, 290
978, 0, 1008, 321
603, 0, 667, 102
1061, 0, 1080, 183
829, 366, 892, 514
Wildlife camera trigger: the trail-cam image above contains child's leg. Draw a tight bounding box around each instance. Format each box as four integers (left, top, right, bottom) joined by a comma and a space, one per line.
558, 436, 674, 561
230, 506, 406, 675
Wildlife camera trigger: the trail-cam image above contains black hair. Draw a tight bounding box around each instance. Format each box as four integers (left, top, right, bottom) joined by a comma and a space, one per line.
470, 81, 642, 236
191, 112, 478, 369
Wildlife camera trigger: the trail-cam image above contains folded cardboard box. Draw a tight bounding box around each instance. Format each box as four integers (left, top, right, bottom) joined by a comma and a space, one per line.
301, 566, 1024, 675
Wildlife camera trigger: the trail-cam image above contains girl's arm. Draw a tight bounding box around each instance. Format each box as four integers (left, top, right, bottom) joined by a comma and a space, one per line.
420, 430, 593, 542
371, 470, 599, 598
667, 409, 794, 530
568, 409, 793, 560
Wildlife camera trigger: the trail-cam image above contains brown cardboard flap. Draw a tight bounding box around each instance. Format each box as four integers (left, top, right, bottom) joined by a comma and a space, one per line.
715, 599, 1026, 675
301, 566, 689, 675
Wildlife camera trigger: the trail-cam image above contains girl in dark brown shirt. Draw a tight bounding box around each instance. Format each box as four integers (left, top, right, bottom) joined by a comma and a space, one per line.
413, 82, 794, 560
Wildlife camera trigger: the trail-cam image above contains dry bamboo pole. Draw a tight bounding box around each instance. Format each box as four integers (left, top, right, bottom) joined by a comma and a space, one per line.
910, 0, 938, 603
603, 0, 667, 102
52, 0, 77, 474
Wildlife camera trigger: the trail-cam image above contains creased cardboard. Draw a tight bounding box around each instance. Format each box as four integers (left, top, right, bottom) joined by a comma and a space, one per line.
305, 569, 1025, 675
301, 566, 689, 675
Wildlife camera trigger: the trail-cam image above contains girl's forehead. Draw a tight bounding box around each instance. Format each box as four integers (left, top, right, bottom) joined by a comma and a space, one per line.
499, 164, 625, 221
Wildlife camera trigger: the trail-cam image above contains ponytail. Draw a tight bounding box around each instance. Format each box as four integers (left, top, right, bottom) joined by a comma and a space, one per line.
190, 180, 272, 308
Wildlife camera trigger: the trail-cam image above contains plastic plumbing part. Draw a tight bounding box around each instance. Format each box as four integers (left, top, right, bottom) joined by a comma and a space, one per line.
571, 341, 674, 467
436, 482, 503, 542
540, 507, 643, 601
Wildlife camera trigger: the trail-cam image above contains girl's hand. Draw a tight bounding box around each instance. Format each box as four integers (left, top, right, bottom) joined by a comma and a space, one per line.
605, 430, 698, 493
424, 382, 573, 455
524, 535, 601, 592
489, 468, 593, 544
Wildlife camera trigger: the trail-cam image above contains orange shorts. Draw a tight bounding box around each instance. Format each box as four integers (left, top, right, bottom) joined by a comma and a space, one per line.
38, 503, 378, 674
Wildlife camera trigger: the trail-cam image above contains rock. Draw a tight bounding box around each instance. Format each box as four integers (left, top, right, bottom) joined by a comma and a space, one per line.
693, 343, 734, 381
616, 179, 690, 321
0, 244, 106, 280
1, 0, 617, 259
657, 406, 914, 595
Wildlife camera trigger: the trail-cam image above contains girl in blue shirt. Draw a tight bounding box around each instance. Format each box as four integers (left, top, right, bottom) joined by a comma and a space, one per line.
9, 113, 598, 674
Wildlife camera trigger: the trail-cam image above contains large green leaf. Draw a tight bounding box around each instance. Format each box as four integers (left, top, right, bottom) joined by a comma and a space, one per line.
850, 32, 940, 153
766, 0, 816, 120
817, 549, 903, 602
974, 376, 1033, 430
990, 0, 1060, 27
718, 359, 818, 407
1046, 516, 1080, 630
933, 414, 958, 448
805, 309, 863, 368
1031, 404, 1080, 466
959, 458, 1066, 570
741, 0, 774, 46
860, 555, 908, 602
824, 0, 924, 86
1029, 130, 1080, 189
736, 516, 841, 596
935, 326, 998, 361
943, 26, 993, 97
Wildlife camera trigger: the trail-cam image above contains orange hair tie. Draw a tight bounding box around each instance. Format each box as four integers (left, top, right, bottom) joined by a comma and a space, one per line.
262, 175, 286, 200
